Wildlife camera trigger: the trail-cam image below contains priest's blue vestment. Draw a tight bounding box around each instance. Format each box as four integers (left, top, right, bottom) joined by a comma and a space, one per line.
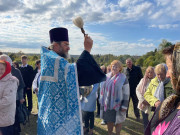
38, 47, 83, 135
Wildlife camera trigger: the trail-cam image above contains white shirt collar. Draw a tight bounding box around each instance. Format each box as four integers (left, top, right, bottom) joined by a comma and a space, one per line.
21, 64, 28, 67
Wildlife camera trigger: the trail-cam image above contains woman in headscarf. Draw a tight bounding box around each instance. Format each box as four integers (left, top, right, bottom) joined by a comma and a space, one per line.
0, 54, 25, 135
99, 60, 130, 135
0, 60, 19, 135
144, 64, 174, 109
136, 66, 155, 130
145, 43, 180, 134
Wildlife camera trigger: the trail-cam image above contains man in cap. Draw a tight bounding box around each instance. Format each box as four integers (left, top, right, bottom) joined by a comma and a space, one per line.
38, 27, 106, 135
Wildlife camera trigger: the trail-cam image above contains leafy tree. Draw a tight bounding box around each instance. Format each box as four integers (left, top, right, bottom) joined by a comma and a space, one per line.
154, 48, 157, 53
32, 55, 39, 61
9, 53, 17, 61
143, 56, 155, 67
158, 39, 172, 51
68, 57, 75, 63
17, 51, 25, 56
135, 57, 144, 67
5, 39, 173, 69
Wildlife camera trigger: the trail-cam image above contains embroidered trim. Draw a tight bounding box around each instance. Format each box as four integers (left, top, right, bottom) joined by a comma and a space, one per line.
64, 63, 71, 82
40, 56, 61, 82
74, 63, 83, 135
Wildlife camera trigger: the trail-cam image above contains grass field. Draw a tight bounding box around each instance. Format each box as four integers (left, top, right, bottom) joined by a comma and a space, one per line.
21, 94, 152, 135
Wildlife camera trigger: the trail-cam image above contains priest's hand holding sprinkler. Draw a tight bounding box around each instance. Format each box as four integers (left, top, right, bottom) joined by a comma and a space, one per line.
73, 16, 93, 53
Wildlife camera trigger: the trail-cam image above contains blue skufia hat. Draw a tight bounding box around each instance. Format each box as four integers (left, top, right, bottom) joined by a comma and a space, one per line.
49, 27, 69, 43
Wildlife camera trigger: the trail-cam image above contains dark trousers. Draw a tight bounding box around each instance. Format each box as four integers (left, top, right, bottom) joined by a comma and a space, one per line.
96, 94, 100, 116
23, 87, 32, 112
141, 111, 149, 130
13, 101, 21, 135
0, 125, 14, 135
82, 111, 94, 129
127, 93, 140, 118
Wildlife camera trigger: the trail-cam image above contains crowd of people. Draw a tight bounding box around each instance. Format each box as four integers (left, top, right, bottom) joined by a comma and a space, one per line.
0, 27, 179, 135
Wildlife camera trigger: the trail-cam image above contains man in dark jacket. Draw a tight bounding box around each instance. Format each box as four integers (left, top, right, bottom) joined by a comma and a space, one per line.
19, 55, 34, 114
124, 58, 143, 120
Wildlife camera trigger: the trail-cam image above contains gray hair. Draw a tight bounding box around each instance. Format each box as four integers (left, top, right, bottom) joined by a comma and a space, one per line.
48, 41, 62, 50
126, 58, 132, 62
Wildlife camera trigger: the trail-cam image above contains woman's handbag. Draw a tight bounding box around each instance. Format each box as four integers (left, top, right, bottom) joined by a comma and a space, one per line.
17, 103, 29, 125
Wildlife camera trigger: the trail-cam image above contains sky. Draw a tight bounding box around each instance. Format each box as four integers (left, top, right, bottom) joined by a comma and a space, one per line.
0, 0, 180, 56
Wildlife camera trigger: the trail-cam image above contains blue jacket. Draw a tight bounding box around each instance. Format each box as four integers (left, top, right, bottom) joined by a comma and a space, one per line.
81, 83, 99, 112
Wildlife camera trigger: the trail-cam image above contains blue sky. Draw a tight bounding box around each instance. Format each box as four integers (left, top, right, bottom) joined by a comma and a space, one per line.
0, 0, 180, 55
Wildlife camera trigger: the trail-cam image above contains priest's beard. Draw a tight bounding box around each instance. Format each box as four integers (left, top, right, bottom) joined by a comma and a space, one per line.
58, 48, 70, 59
60, 53, 70, 59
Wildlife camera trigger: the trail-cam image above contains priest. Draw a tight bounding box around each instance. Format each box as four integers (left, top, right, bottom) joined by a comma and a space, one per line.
38, 27, 106, 135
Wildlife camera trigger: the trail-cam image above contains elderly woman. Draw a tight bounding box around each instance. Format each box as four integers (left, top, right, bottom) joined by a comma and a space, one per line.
136, 66, 155, 130
145, 43, 180, 134
99, 60, 130, 135
0, 60, 19, 135
0, 54, 25, 135
144, 64, 174, 109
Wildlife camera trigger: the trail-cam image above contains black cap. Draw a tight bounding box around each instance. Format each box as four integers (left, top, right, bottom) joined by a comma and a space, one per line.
49, 27, 69, 43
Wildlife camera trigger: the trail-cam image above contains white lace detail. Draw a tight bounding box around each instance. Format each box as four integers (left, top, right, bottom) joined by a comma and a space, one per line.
40, 56, 61, 82
64, 63, 71, 82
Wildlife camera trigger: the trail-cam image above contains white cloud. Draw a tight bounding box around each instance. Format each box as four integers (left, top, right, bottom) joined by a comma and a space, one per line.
169, 40, 180, 44
92, 41, 155, 55
0, 0, 153, 23
118, 0, 131, 8
150, 10, 163, 19
101, 1, 152, 23
138, 38, 152, 42
0, 22, 156, 56
149, 24, 179, 29
155, 0, 171, 6
128, 2, 152, 17
149, 0, 180, 23
0, 0, 179, 24
170, 0, 180, 18
87, 0, 106, 11
0, 0, 179, 56
0, 0, 21, 12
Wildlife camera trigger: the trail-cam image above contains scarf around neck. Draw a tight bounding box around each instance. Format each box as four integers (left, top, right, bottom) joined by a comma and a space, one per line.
154, 78, 170, 102
100, 72, 126, 111
140, 69, 155, 95
140, 77, 152, 95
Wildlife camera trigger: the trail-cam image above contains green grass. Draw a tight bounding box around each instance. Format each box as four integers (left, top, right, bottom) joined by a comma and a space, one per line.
21, 94, 153, 135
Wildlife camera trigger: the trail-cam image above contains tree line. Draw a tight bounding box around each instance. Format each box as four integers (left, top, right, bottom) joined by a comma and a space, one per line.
2, 39, 173, 69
